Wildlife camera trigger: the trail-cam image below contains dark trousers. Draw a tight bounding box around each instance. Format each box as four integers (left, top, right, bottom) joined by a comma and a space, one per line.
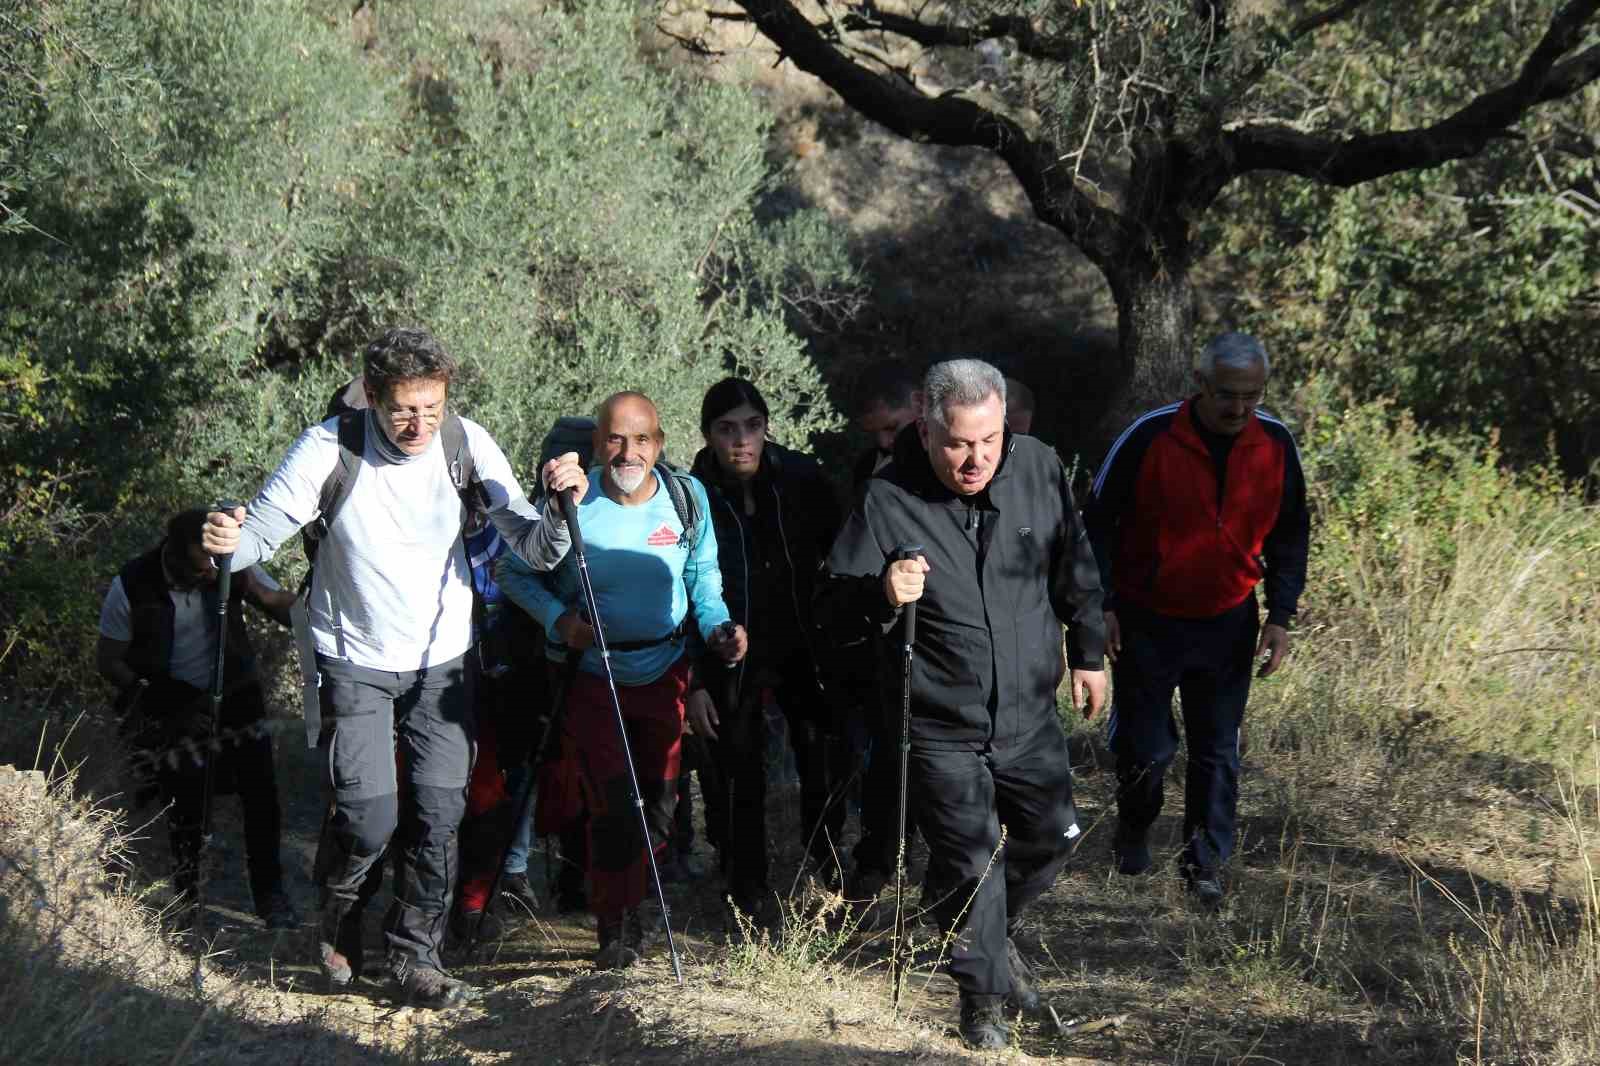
155, 697, 281, 902
312, 653, 475, 976
913, 723, 1079, 997
154, 682, 284, 907
568, 658, 688, 924
1108, 598, 1258, 873
703, 666, 847, 898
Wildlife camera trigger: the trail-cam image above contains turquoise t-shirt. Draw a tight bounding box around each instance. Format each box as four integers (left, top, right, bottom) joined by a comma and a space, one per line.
497, 469, 730, 686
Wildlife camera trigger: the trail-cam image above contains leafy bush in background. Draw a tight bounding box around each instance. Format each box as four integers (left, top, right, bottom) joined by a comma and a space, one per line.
0, 0, 857, 713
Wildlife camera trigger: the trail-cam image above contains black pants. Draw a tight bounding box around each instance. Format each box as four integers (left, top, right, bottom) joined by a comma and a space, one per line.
136, 678, 284, 907
913, 723, 1078, 997
311, 653, 475, 976
703, 664, 847, 898
1108, 598, 1258, 873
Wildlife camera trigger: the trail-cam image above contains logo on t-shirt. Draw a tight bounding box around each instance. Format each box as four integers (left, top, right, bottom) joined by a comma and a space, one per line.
646, 524, 680, 547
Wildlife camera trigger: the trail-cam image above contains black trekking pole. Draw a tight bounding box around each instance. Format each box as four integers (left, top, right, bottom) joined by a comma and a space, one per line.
466, 645, 582, 959
557, 489, 685, 985
193, 499, 240, 997
889, 544, 922, 1016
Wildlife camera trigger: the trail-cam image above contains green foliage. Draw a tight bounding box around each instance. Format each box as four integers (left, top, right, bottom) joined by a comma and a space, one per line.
0, 0, 857, 700
1250, 387, 1600, 772
1203, 2, 1600, 473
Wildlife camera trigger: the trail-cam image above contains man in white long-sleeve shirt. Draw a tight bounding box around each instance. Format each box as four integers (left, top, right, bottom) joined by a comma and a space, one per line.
202, 326, 586, 1007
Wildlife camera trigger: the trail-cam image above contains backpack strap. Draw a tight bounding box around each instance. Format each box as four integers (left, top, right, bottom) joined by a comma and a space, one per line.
299, 409, 367, 658
656, 465, 701, 551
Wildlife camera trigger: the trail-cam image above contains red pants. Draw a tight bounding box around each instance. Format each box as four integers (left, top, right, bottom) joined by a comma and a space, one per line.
568, 658, 688, 923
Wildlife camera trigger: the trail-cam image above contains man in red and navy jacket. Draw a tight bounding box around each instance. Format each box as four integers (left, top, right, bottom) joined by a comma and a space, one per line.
1083, 332, 1309, 906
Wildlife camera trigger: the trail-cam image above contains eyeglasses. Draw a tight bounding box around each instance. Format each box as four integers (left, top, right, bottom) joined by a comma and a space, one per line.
381, 401, 445, 428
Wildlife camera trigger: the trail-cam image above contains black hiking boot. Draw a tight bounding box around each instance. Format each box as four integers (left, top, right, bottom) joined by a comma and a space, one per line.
499, 871, 540, 916
392, 964, 480, 1009
1003, 937, 1042, 1015
959, 992, 1011, 1050
845, 867, 891, 931
256, 889, 300, 931
1113, 820, 1153, 876
1180, 859, 1226, 909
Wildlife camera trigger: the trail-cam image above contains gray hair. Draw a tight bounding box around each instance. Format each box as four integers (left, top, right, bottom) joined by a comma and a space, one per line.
923, 359, 1007, 430
1196, 332, 1270, 380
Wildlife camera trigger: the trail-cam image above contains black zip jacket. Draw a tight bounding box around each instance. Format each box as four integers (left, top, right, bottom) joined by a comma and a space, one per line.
819, 425, 1106, 750
690, 441, 843, 680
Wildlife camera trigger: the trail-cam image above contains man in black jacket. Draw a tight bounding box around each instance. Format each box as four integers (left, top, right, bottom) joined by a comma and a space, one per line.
97, 509, 298, 928
821, 359, 1107, 1050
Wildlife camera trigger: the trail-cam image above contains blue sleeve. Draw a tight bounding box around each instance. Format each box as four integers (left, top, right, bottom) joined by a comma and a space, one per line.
683, 476, 732, 640
495, 551, 570, 634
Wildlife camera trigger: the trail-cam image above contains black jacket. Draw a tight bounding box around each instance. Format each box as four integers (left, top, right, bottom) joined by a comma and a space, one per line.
690, 440, 842, 680
819, 426, 1106, 750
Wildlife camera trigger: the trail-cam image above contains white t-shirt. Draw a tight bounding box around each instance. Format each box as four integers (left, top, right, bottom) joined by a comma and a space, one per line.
98, 566, 280, 689
231, 414, 549, 672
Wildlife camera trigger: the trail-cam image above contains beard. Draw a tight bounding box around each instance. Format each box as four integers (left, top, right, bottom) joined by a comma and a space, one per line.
610, 462, 649, 494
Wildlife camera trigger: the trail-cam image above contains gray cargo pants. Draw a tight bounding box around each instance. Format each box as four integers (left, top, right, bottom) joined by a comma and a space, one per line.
312, 652, 475, 977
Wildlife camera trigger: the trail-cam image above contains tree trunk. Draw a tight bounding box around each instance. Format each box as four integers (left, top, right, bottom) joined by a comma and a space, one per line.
1097, 260, 1196, 461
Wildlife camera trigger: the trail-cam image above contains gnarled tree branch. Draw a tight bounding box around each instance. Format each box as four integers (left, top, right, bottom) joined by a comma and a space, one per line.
836, 8, 1081, 66
724, 1, 1129, 262
1213, 0, 1600, 190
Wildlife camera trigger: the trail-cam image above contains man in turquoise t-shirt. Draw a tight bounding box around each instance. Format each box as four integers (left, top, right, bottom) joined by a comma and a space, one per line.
499, 392, 746, 969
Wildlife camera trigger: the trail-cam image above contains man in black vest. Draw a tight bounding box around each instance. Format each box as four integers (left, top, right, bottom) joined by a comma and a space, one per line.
97, 508, 298, 928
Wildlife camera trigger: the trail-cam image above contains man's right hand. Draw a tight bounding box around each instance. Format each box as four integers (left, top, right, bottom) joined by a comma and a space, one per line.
554, 610, 595, 650
202, 506, 247, 556
1104, 610, 1122, 663
883, 554, 930, 608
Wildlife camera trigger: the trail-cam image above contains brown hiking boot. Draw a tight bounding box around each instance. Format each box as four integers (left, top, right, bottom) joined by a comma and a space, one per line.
595, 909, 644, 970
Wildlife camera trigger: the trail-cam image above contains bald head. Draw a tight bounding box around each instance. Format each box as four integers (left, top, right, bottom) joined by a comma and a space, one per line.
595, 391, 665, 501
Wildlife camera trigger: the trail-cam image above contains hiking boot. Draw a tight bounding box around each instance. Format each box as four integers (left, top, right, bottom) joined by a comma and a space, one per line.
1182, 865, 1225, 909
595, 909, 643, 970
958, 992, 1011, 1050
314, 904, 365, 989
1113, 821, 1153, 876
845, 867, 891, 931
499, 871, 540, 916
1003, 937, 1042, 1015
450, 904, 505, 944
256, 889, 300, 931
393, 964, 480, 1009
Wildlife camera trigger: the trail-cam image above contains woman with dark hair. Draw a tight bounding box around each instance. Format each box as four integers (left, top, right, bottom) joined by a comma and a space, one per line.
687, 377, 846, 916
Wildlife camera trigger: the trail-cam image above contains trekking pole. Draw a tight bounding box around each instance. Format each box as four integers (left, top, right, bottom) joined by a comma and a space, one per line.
466, 646, 582, 959
193, 499, 240, 997
557, 489, 685, 986
889, 543, 922, 1016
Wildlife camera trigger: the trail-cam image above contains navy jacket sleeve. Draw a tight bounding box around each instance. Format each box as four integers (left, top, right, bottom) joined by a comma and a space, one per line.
1083, 421, 1156, 614
1049, 455, 1107, 671
1261, 428, 1310, 628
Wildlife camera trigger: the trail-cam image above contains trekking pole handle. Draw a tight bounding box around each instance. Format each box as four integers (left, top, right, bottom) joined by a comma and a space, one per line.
892, 544, 924, 648
556, 488, 584, 553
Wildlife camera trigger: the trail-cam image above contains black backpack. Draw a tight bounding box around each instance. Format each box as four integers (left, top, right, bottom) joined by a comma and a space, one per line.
535, 415, 703, 551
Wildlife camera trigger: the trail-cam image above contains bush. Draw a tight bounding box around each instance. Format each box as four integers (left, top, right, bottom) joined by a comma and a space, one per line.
0, 0, 857, 717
